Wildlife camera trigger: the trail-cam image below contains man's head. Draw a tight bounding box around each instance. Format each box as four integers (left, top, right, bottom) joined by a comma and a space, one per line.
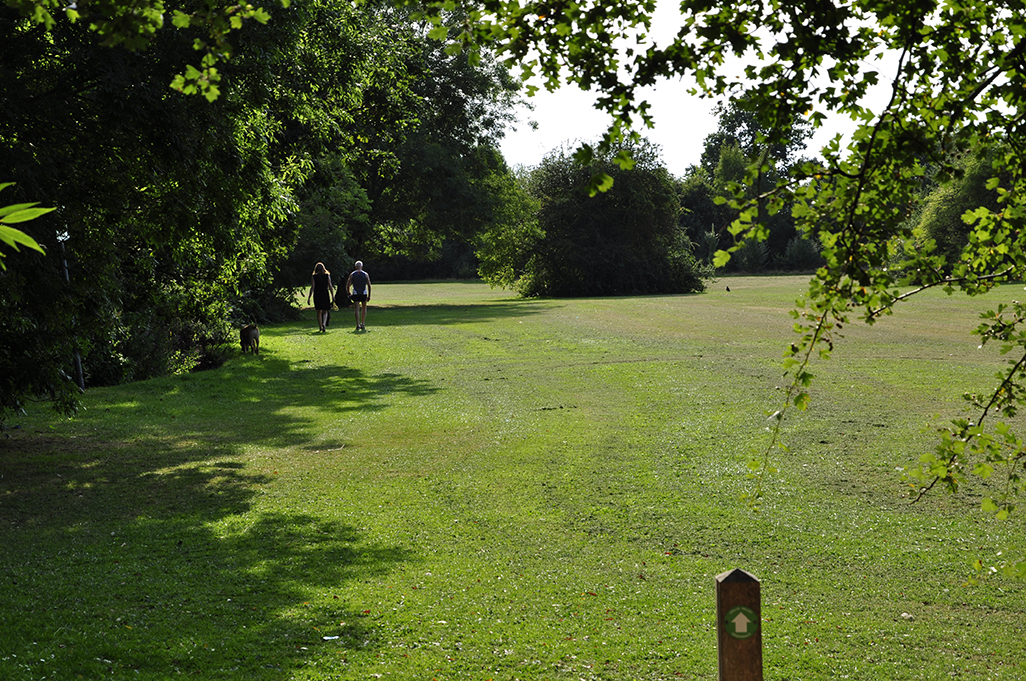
355, 261, 363, 270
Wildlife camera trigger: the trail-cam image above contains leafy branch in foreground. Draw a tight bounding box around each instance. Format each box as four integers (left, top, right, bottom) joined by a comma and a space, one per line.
0, 183, 49, 271
904, 300, 1026, 579
6, 0, 289, 101
169, 1, 282, 101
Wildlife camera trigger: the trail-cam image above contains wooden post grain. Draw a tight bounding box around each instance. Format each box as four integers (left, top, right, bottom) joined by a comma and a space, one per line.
715, 568, 763, 681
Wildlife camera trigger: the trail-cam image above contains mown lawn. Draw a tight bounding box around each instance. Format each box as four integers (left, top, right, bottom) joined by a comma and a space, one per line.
1, 276, 1023, 680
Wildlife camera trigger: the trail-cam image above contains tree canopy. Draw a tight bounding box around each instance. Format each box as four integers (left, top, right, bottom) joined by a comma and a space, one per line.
680, 97, 819, 273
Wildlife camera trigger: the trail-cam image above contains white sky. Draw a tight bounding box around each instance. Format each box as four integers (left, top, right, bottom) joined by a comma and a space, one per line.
496, 74, 889, 178
497, 6, 896, 177
498, 83, 719, 177
496, 2, 728, 176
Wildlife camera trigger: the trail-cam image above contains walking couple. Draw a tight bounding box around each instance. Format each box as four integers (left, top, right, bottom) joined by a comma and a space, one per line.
307, 260, 372, 332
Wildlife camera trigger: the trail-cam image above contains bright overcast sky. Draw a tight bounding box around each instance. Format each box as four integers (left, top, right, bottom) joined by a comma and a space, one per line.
497, 6, 896, 177
496, 75, 889, 178
498, 83, 719, 177
496, 2, 727, 176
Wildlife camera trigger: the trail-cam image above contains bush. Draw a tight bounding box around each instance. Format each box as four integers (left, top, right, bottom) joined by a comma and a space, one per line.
233, 286, 303, 325
732, 238, 769, 273
780, 235, 823, 271
508, 140, 706, 297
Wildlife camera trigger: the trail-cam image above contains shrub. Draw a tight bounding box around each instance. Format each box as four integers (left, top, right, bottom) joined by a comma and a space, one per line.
509, 140, 706, 297
780, 235, 823, 271
732, 238, 769, 273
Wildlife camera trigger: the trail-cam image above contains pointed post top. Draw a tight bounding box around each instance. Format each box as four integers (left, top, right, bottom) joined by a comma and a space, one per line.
715, 568, 763, 679
715, 568, 759, 584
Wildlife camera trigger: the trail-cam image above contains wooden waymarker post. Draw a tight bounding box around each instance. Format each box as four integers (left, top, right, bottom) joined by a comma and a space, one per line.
715, 568, 763, 681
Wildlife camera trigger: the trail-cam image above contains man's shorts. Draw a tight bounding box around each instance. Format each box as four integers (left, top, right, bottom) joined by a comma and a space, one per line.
350, 294, 368, 303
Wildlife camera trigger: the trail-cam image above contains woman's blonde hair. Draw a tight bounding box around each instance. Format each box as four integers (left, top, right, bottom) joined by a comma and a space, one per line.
313, 262, 329, 275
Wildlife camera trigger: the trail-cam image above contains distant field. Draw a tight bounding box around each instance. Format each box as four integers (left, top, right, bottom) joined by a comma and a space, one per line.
2, 276, 1023, 680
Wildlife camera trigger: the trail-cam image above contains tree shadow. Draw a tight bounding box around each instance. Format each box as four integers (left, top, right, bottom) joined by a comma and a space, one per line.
0, 354, 432, 678
368, 300, 555, 327
81, 354, 439, 452
279, 298, 552, 332
0, 429, 414, 679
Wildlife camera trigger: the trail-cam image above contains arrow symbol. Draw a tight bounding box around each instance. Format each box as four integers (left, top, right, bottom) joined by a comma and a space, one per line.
732, 612, 752, 634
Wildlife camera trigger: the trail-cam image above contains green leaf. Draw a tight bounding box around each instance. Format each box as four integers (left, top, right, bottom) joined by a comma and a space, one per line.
587, 172, 614, 196
0, 201, 38, 219
203, 83, 221, 103
0, 224, 46, 256
614, 150, 636, 171
172, 10, 191, 28
0, 204, 56, 224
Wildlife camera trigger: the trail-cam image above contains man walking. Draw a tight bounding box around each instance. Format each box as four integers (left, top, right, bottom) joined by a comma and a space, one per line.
346, 261, 372, 331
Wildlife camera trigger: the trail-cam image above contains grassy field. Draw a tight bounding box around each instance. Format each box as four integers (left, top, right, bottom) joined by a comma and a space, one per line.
1, 276, 1024, 680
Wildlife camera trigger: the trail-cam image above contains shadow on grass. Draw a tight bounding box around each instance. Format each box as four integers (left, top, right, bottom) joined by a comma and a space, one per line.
80, 352, 440, 451
366, 300, 554, 327
281, 298, 553, 334
0, 432, 412, 679
0, 355, 425, 679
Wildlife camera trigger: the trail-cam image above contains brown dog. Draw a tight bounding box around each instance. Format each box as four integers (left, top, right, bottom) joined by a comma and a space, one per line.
241, 324, 260, 355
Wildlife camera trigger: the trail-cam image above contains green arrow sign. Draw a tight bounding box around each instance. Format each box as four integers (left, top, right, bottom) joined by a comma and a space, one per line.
725, 605, 758, 640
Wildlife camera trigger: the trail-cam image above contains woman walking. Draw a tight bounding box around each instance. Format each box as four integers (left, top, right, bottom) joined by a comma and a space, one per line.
307, 262, 334, 332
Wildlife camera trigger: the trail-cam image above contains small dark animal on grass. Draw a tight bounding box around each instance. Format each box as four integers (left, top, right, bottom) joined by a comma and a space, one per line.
241, 324, 260, 355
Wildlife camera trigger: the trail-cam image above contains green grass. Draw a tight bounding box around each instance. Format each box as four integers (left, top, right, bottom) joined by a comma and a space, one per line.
2, 276, 1024, 680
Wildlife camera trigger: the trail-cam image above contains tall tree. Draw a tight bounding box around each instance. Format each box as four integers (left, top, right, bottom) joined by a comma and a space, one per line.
354, 10, 523, 262
1, 2, 299, 404
1, 0, 527, 421
700, 95, 812, 177
274, 8, 525, 281
490, 139, 704, 297
475, 164, 542, 290
700, 97, 811, 267
280, 153, 373, 289
916, 145, 1010, 268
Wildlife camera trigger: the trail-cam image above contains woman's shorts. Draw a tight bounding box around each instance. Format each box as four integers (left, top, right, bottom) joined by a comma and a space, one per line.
350, 294, 368, 303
